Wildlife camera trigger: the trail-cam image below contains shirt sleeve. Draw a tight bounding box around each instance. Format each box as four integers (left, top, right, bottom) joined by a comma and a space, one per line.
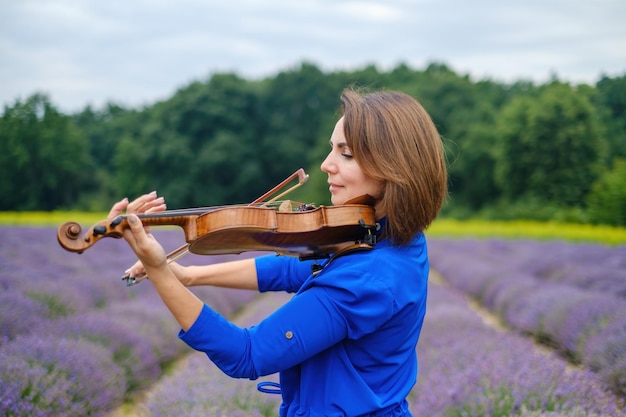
178, 267, 395, 379
255, 254, 315, 293
177, 287, 346, 379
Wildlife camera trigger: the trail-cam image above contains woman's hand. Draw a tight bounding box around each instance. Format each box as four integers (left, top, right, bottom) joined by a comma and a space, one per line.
108, 193, 203, 331
124, 214, 204, 331
124, 259, 147, 280
110, 192, 167, 279
124, 259, 192, 286
108, 191, 166, 222
123, 214, 168, 275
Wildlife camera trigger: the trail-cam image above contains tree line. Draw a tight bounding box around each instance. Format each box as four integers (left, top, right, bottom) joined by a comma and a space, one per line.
1, 62, 625, 226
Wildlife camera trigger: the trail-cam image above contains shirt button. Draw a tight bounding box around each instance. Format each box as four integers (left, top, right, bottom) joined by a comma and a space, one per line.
285, 331, 294, 339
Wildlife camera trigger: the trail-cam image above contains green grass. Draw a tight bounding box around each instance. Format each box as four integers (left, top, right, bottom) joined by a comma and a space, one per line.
0, 211, 109, 227
427, 218, 626, 245
1, 212, 624, 245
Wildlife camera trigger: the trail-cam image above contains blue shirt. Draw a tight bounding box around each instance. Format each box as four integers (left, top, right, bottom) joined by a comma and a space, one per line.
179, 232, 429, 416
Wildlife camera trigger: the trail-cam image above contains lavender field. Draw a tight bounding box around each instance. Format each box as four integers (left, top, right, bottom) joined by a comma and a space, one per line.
135, 285, 623, 417
428, 239, 626, 400
1, 227, 625, 416
0, 227, 258, 416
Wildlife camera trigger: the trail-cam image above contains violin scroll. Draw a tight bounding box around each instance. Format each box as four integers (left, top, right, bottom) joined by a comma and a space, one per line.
57, 217, 127, 254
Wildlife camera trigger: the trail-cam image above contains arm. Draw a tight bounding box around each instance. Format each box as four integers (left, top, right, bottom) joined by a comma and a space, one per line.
180, 287, 348, 378
122, 214, 204, 331
171, 259, 259, 290
166, 253, 313, 292
124, 257, 259, 290
180, 264, 395, 378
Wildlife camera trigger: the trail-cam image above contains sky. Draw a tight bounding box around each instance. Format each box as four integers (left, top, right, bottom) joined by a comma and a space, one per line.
1, 0, 625, 113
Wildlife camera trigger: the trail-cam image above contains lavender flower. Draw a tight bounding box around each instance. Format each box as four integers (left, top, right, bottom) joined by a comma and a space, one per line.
0, 226, 267, 415
411, 284, 624, 417
0, 289, 48, 341
429, 237, 626, 396
1, 334, 127, 416
141, 292, 290, 417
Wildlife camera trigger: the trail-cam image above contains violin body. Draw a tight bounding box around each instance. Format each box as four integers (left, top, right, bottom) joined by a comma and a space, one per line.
191, 204, 376, 257
57, 203, 377, 260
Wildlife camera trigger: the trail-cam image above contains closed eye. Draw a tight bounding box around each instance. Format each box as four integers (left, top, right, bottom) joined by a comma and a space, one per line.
340, 144, 353, 158
330, 141, 353, 159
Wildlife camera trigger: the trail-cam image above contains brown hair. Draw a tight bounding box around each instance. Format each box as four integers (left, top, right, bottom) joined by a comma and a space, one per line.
340, 88, 447, 245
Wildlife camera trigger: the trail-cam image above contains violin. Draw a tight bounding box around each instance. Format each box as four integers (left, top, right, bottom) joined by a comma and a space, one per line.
57, 169, 377, 284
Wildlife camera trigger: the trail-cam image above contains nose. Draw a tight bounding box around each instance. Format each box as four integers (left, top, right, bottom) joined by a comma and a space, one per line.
320, 151, 335, 174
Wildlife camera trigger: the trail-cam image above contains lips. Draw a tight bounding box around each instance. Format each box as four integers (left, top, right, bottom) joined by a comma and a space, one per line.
328, 182, 342, 192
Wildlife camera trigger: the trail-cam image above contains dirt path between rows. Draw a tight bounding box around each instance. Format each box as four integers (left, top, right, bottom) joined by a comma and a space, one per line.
429, 271, 581, 372
429, 271, 507, 330
105, 364, 176, 417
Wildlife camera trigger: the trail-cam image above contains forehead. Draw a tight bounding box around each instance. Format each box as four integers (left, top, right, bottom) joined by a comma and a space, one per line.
330, 117, 347, 145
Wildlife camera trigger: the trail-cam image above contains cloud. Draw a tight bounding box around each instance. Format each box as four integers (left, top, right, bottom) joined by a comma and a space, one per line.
335, 1, 406, 21
1, 0, 624, 112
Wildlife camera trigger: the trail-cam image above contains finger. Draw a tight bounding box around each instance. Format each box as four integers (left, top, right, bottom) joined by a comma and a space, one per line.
124, 213, 167, 271
124, 260, 146, 278
121, 214, 142, 254
107, 197, 129, 220
127, 191, 158, 214
136, 196, 166, 234
142, 199, 166, 234
144, 198, 167, 214
126, 213, 147, 243
135, 196, 165, 214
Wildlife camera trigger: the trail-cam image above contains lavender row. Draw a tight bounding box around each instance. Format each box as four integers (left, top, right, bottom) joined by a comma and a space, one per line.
427, 238, 626, 397
427, 238, 626, 297
411, 283, 622, 416
134, 285, 623, 416
1, 228, 255, 323
137, 292, 291, 417
0, 227, 258, 342
0, 227, 260, 416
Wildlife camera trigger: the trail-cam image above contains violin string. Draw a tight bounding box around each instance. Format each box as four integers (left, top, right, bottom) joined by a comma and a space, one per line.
135, 201, 291, 218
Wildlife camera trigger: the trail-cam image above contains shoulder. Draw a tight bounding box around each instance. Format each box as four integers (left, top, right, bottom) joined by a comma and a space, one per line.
313, 233, 429, 300
331, 233, 429, 280
303, 234, 429, 336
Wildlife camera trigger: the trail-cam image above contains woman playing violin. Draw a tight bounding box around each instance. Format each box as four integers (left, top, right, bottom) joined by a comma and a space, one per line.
111, 88, 448, 417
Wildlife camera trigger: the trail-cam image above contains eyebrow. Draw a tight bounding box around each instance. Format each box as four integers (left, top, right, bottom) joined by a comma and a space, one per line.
329, 140, 349, 148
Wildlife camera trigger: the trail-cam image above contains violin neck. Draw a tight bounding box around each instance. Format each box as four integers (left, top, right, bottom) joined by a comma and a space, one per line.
137, 209, 209, 219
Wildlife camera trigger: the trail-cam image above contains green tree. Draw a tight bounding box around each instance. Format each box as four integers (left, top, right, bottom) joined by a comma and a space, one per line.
72, 103, 141, 209
73, 103, 136, 172
400, 64, 510, 213
445, 121, 501, 214
0, 94, 91, 210
595, 74, 626, 160
109, 73, 267, 208
587, 158, 626, 226
414, 63, 478, 136
5, 62, 618, 220
494, 82, 605, 207
260, 63, 341, 175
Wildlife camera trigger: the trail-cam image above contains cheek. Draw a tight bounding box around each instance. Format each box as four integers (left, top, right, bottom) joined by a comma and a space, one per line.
356, 171, 383, 196
367, 181, 385, 200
